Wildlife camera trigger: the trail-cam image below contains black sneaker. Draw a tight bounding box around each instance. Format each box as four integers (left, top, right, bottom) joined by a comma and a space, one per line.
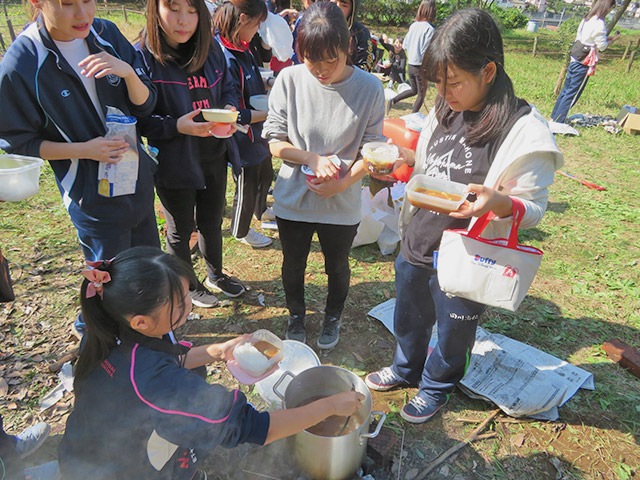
317, 315, 341, 349
400, 395, 449, 424
205, 274, 246, 298
285, 314, 306, 343
189, 284, 219, 308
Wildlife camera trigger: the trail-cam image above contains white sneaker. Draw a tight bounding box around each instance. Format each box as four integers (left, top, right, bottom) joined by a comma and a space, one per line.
235, 228, 272, 248
255, 206, 276, 222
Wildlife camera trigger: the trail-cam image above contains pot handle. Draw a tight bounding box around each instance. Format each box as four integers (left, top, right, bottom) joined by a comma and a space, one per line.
272, 370, 295, 404
360, 411, 386, 443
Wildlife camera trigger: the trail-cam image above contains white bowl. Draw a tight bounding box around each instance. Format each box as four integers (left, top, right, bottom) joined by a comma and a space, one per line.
201, 109, 238, 124
0, 154, 45, 202
406, 174, 469, 214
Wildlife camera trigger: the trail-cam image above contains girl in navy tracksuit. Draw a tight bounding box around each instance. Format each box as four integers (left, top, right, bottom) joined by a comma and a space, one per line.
137, 0, 246, 307
0, 1, 159, 265
214, 0, 274, 249
58, 246, 363, 479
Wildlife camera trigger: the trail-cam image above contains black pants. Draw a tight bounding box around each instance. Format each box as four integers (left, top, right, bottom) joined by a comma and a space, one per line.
156, 160, 227, 280
375, 64, 404, 84
391, 64, 427, 113
231, 156, 273, 239
276, 217, 358, 318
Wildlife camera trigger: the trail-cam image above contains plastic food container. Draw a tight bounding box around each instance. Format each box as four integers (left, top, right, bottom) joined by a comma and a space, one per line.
0, 154, 45, 202
361, 142, 398, 175
254, 340, 321, 407
229, 329, 284, 380
249, 94, 269, 112
301, 155, 341, 181
201, 109, 238, 124
406, 174, 469, 214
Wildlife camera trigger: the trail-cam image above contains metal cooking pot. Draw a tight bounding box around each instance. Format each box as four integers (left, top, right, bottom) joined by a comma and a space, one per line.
273, 366, 386, 480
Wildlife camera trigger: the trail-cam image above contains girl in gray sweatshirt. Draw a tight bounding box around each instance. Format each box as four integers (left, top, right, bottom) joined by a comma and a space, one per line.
262, 1, 385, 349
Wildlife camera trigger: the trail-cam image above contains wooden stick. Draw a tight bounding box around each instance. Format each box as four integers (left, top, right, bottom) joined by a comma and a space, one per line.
415, 409, 501, 480
455, 416, 533, 424
627, 50, 636, 74
621, 40, 631, 62
532, 36, 538, 57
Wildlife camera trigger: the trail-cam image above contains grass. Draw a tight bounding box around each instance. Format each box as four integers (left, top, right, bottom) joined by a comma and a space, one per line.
1, 7, 640, 479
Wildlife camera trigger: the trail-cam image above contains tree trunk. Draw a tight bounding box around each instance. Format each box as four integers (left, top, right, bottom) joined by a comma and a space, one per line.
607, 0, 631, 34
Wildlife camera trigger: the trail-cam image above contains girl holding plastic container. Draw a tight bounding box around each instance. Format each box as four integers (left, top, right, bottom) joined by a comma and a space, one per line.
136, 0, 247, 307
365, 9, 563, 423
214, 0, 274, 249
58, 246, 363, 479
263, 1, 385, 349
0, 0, 159, 264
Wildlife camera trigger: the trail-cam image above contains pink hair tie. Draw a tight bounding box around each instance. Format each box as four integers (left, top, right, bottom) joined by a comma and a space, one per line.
82, 258, 114, 299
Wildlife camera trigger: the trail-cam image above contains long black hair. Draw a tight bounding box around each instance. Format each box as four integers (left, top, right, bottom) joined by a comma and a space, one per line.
140, 0, 213, 74
421, 8, 518, 147
74, 247, 196, 387
296, 1, 350, 63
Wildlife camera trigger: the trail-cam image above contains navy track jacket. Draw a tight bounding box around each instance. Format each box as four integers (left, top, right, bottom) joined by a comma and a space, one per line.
0, 17, 157, 227
58, 329, 269, 479
136, 41, 238, 190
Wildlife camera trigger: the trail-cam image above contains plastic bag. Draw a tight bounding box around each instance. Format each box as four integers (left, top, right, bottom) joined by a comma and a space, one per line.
352, 183, 404, 255
98, 106, 139, 197
258, 12, 294, 62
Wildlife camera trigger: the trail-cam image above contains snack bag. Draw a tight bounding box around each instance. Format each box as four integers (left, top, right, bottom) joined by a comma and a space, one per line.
98, 106, 139, 197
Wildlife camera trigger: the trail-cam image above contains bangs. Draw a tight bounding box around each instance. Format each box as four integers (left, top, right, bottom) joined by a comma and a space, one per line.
298, 36, 344, 63
296, 1, 350, 63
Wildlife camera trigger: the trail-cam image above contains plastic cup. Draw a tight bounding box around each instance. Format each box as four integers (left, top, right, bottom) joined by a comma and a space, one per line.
362, 142, 399, 175
301, 155, 341, 181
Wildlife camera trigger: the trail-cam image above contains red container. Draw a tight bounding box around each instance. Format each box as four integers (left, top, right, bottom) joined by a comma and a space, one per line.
383, 119, 419, 182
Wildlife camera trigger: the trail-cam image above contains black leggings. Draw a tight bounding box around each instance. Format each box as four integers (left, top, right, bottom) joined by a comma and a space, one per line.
276, 217, 358, 318
391, 64, 427, 113
156, 160, 227, 280
230, 156, 273, 239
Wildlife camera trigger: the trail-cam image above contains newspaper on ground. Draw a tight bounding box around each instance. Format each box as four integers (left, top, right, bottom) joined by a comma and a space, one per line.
367, 299, 595, 421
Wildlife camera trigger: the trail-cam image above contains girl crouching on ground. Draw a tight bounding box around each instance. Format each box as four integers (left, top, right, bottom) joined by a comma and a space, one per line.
365, 8, 563, 423
58, 247, 363, 479
263, 1, 386, 349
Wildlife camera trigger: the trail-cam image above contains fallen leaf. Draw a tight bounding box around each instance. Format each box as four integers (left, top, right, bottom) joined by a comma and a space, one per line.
353, 352, 363, 362
226, 324, 243, 334
383, 288, 390, 299
405, 468, 419, 480
377, 339, 393, 349
7, 402, 17, 410
0, 377, 8, 396
510, 432, 526, 447
439, 465, 450, 476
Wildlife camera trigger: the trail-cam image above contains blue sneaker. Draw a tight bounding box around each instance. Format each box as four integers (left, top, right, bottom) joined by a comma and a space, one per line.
401, 395, 448, 424
365, 367, 405, 391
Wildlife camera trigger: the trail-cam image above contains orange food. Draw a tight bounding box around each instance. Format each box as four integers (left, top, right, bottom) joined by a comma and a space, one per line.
252, 340, 280, 359
412, 188, 462, 202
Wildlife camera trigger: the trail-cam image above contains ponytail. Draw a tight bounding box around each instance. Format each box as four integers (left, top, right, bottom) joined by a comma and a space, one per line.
74, 247, 196, 389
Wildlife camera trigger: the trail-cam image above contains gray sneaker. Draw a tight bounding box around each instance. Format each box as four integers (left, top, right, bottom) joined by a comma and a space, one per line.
285, 314, 306, 343
317, 315, 341, 349
15, 422, 50, 458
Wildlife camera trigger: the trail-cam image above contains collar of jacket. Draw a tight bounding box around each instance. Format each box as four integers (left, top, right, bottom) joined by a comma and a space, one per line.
118, 326, 191, 357
218, 34, 249, 53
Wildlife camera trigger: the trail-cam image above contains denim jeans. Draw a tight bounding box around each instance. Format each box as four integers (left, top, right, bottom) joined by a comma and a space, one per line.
391, 254, 485, 403
276, 217, 358, 318
551, 61, 590, 124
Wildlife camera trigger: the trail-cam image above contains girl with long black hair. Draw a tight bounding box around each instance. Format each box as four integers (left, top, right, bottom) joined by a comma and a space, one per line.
366, 8, 564, 423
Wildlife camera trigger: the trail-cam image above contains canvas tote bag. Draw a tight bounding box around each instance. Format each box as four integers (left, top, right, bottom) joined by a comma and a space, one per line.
436, 198, 542, 311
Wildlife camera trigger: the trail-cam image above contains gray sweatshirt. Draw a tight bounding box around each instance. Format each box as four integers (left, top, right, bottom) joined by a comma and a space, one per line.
263, 64, 385, 225
403, 21, 434, 66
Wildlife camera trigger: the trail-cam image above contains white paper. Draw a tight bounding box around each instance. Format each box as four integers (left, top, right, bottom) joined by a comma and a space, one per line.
367, 300, 594, 420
